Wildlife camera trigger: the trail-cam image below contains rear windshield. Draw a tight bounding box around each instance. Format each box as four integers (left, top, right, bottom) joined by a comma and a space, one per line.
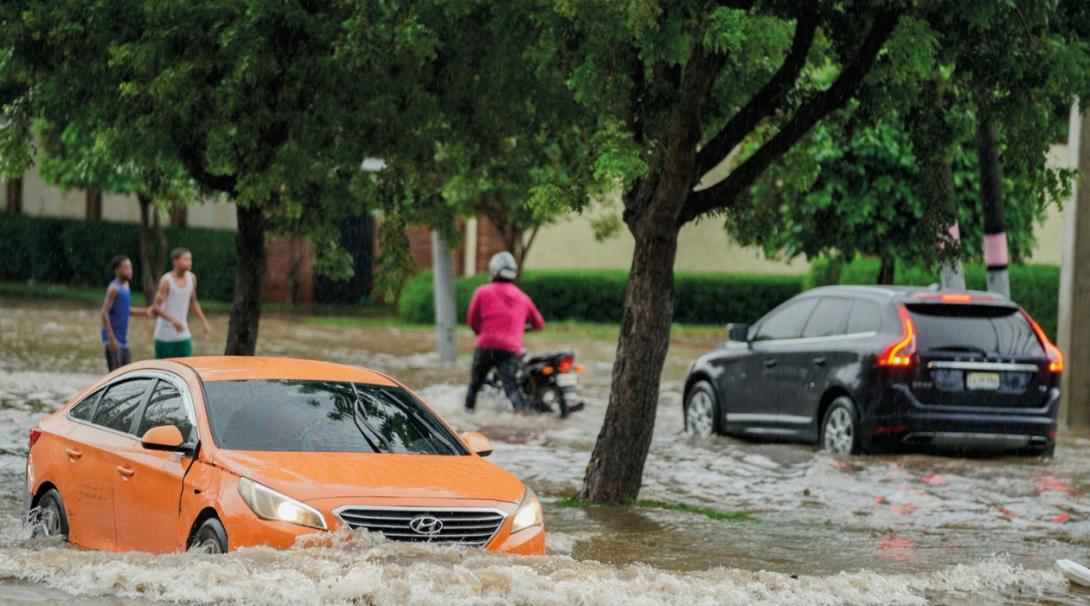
202, 379, 466, 455
906, 304, 1045, 357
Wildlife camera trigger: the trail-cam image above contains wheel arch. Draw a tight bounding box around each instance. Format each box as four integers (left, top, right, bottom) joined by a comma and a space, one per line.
185, 506, 224, 548
31, 481, 59, 508
816, 385, 855, 434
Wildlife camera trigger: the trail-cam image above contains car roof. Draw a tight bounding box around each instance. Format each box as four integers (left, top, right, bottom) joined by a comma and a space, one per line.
175, 356, 399, 385
803, 284, 1017, 306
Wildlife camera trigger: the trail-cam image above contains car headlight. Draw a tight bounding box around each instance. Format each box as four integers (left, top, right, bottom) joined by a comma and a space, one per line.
510, 487, 543, 534
237, 477, 327, 530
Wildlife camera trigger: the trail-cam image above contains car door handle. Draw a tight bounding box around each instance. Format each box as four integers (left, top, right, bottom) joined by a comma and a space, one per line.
65, 448, 82, 460
763, 359, 778, 368
116, 466, 135, 479
812, 357, 827, 366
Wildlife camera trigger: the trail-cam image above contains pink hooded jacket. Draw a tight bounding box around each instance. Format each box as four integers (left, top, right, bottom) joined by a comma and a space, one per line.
467, 281, 544, 354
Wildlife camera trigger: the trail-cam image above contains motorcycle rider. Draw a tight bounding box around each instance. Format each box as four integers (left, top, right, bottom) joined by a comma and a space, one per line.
465, 251, 545, 413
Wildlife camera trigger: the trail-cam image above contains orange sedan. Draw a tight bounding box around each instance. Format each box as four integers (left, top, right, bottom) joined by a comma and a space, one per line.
24, 357, 544, 555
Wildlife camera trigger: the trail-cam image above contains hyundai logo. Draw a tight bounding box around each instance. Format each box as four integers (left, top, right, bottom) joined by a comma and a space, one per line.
408, 515, 444, 536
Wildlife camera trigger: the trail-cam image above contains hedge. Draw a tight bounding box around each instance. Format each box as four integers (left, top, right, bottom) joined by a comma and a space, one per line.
0, 213, 236, 301
397, 270, 804, 325
808, 257, 1060, 338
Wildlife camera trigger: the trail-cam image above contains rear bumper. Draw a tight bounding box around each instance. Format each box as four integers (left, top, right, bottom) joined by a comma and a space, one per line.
864, 384, 1059, 453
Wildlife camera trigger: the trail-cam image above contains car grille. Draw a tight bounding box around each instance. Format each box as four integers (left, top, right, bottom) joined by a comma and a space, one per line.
335, 507, 506, 547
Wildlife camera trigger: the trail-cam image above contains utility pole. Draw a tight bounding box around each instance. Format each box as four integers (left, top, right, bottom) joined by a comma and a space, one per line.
1059, 103, 1090, 427
976, 117, 1011, 297
431, 230, 458, 363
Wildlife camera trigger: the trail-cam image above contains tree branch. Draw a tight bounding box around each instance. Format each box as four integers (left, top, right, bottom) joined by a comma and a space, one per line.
694, 3, 818, 179
681, 8, 901, 224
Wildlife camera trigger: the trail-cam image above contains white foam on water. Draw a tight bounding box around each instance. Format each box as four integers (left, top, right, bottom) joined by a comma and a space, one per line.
0, 542, 1066, 606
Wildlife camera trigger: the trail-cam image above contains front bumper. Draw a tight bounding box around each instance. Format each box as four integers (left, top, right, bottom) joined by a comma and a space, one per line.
227, 496, 546, 556
864, 384, 1059, 453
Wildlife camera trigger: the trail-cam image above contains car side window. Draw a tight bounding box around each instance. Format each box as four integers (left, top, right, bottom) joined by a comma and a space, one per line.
847, 299, 882, 334
754, 299, 818, 341
137, 380, 193, 441
802, 297, 851, 338
92, 378, 154, 435
69, 388, 104, 421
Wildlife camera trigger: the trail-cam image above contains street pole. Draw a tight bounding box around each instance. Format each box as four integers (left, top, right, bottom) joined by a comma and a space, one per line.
976, 118, 1011, 298
1059, 102, 1090, 427
431, 230, 458, 363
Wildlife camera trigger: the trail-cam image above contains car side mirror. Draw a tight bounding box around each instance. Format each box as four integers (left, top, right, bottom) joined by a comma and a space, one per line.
729, 323, 751, 343
461, 431, 493, 457
141, 425, 190, 454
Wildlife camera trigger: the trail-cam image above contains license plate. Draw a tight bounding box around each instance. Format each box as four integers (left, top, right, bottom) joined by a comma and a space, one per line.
556, 373, 578, 387
966, 372, 1001, 391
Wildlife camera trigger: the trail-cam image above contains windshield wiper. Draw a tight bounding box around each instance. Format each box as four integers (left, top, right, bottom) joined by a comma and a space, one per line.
347, 383, 390, 452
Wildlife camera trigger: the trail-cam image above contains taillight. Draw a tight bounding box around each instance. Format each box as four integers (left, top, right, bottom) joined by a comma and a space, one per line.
1021, 309, 1064, 373
558, 357, 573, 374
28, 427, 42, 449
878, 304, 917, 368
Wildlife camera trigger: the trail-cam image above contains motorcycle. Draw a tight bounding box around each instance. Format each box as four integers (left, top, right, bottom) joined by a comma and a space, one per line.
485, 350, 587, 418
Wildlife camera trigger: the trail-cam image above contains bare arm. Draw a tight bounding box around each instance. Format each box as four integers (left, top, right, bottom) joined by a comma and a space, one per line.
190, 275, 211, 337
101, 285, 119, 349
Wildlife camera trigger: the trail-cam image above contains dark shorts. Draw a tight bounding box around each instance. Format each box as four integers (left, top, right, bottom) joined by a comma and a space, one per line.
155, 339, 193, 359
105, 346, 132, 372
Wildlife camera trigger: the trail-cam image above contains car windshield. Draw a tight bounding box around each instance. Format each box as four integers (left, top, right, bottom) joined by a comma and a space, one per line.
906, 304, 1045, 358
202, 379, 466, 455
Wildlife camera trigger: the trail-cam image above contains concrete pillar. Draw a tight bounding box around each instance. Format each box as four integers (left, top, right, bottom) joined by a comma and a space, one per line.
464, 218, 478, 277
431, 230, 458, 363
1059, 103, 1090, 427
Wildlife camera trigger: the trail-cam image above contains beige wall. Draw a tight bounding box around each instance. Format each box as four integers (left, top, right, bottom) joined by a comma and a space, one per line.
1027, 144, 1071, 265
522, 198, 806, 274
19, 161, 237, 230
14, 142, 1073, 273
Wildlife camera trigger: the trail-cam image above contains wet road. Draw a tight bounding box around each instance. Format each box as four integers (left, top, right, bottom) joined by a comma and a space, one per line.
2, 298, 1090, 604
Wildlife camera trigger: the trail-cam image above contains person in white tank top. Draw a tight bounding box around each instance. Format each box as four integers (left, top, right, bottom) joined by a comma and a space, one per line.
152, 248, 212, 359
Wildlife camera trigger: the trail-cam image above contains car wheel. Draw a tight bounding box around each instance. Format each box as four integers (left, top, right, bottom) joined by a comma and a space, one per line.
821, 397, 860, 455
685, 381, 720, 437
33, 488, 69, 541
188, 517, 228, 554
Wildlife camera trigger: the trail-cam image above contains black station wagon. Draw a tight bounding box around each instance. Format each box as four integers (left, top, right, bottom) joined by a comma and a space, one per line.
682, 286, 1064, 456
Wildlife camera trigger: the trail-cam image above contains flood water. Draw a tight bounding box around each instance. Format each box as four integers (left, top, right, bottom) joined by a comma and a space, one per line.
2, 297, 1090, 604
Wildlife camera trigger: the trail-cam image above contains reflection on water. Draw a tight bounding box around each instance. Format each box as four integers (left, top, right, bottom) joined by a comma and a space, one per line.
2, 298, 1089, 604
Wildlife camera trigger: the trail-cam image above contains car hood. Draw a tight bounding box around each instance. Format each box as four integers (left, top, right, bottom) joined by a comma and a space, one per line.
211, 450, 526, 504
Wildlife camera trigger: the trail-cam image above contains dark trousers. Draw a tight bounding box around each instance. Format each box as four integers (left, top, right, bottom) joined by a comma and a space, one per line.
465, 348, 526, 411
105, 346, 132, 372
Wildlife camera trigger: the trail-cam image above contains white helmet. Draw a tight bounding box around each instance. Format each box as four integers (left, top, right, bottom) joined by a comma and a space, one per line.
488, 251, 518, 281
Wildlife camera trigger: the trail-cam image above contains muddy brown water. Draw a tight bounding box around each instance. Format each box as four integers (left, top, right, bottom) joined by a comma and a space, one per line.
2, 297, 1090, 604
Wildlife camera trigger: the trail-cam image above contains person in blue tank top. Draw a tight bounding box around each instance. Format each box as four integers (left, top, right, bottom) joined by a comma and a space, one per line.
100, 256, 153, 372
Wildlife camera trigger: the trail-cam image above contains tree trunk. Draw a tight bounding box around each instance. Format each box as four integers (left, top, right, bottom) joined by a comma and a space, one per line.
431, 230, 458, 363
937, 158, 967, 291
225, 205, 266, 355
976, 117, 1011, 297
876, 254, 896, 285
85, 190, 103, 221
5, 178, 22, 213
581, 214, 680, 503
138, 194, 156, 301
169, 202, 188, 228
138, 194, 169, 301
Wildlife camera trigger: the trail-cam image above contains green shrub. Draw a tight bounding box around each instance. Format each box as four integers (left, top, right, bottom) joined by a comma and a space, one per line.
816, 258, 1060, 338
397, 269, 803, 325
0, 214, 71, 282
0, 213, 235, 301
